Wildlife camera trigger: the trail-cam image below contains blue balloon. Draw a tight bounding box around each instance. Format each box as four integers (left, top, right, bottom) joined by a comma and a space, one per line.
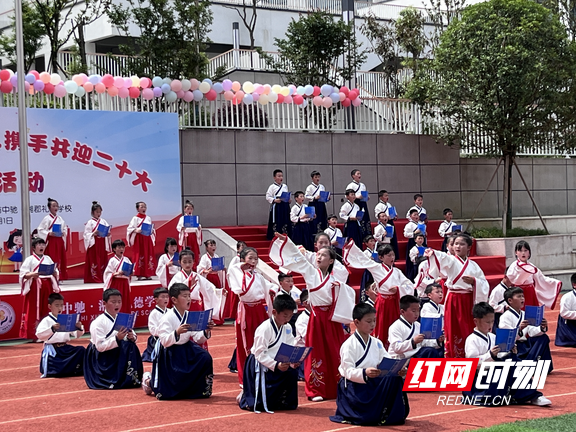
161, 83, 171, 94
203, 78, 212, 86
152, 76, 163, 87
304, 85, 314, 96
153, 87, 163, 97
213, 82, 223, 93
88, 74, 101, 85
296, 86, 305, 95
321, 84, 333, 97
162, 77, 171, 85
165, 91, 177, 103
25, 73, 36, 84
330, 92, 340, 103
243, 94, 254, 104
193, 89, 203, 101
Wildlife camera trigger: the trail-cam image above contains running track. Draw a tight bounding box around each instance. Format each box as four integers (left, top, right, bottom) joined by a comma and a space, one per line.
1, 307, 575, 432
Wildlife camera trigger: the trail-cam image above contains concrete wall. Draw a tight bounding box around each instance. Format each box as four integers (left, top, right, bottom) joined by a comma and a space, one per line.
180, 130, 576, 227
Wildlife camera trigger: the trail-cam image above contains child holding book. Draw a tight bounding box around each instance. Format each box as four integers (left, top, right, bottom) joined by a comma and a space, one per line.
388, 295, 444, 359
374, 190, 399, 257
36, 293, 85, 377
342, 242, 413, 348
127, 201, 156, 280
340, 189, 363, 247
228, 247, 276, 385
143, 283, 214, 399
420, 283, 445, 318
506, 240, 562, 309
19, 237, 59, 340
407, 233, 426, 281
225, 241, 246, 322
463, 303, 551, 407
84, 289, 143, 389
83, 201, 111, 283
37, 197, 68, 280
373, 212, 391, 245
305, 170, 329, 232
266, 169, 291, 240
488, 275, 512, 329
142, 287, 170, 363
290, 191, 314, 251
360, 234, 377, 302
438, 208, 456, 252
330, 303, 409, 426
346, 169, 371, 237
156, 237, 180, 288
239, 295, 300, 412
176, 200, 202, 267
198, 239, 227, 324
103, 240, 132, 314
324, 215, 344, 249
556, 273, 576, 347
499, 287, 552, 367
405, 193, 427, 221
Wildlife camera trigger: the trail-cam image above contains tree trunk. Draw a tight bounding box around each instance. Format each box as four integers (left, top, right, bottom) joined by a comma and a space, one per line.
77, 20, 88, 73
502, 153, 513, 235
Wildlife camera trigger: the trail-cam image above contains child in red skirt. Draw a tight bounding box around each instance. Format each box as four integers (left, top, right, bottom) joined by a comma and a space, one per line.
103, 240, 132, 314
176, 200, 202, 270
127, 201, 155, 280
83, 201, 112, 283
37, 197, 68, 280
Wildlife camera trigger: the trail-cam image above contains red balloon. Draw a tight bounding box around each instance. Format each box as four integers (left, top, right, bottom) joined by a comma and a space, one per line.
129, 87, 140, 98
349, 90, 358, 100
342, 98, 351, 107
206, 89, 217, 101
102, 74, 114, 88
340, 86, 349, 96
0, 81, 13, 93
277, 94, 284, 103
0, 69, 10, 81
312, 86, 321, 97
43, 83, 55, 95
293, 95, 303, 105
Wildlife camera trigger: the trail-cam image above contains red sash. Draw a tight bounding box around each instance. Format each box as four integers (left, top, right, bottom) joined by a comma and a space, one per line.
377, 264, 394, 288
136, 213, 147, 228
309, 269, 331, 293
47, 213, 58, 230
181, 270, 198, 291
517, 261, 537, 274
240, 271, 256, 297
32, 253, 45, 272
452, 256, 470, 285
91, 218, 101, 234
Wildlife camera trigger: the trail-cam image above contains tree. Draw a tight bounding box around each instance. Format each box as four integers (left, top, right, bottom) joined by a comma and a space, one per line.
224, 0, 258, 50
425, 0, 467, 54
272, 11, 367, 87
395, 7, 426, 70
33, 0, 110, 75
107, 0, 214, 79
406, 0, 576, 232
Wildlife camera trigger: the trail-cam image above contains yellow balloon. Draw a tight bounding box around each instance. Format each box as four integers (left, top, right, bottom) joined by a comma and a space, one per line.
280, 87, 290, 97
242, 81, 254, 94
259, 94, 269, 105
271, 84, 281, 94
131, 76, 140, 87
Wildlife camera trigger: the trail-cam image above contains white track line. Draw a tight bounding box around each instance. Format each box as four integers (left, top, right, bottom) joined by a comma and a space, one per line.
0, 389, 92, 403
0, 365, 38, 372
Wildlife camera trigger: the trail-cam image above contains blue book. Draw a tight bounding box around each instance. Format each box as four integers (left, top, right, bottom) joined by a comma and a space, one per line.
417, 223, 426, 234
279, 191, 291, 202
185, 309, 213, 331
371, 252, 379, 262
184, 215, 199, 228
385, 225, 394, 238
211, 257, 225, 272
451, 224, 462, 232
336, 237, 346, 249
113, 312, 137, 331
121, 261, 134, 276
525, 305, 545, 326
356, 210, 365, 220
360, 191, 369, 202
56, 313, 79, 332
274, 342, 313, 363
304, 206, 315, 218
419, 213, 428, 221
417, 246, 426, 256
38, 263, 55, 276
388, 206, 397, 218
171, 252, 180, 267
378, 357, 409, 377
51, 224, 63, 237
140, 223, 152, 236
318, 191, 330, 203
495, 327, 517, 352
420, 317, 443, 339
96, 224, 110, 237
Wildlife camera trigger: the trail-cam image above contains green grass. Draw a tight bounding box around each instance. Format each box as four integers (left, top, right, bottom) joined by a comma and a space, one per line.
470, 227, 547, 238
468, 413, 576, 431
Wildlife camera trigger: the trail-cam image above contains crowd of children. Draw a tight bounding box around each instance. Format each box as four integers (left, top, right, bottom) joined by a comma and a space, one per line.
16, 172, 576, 426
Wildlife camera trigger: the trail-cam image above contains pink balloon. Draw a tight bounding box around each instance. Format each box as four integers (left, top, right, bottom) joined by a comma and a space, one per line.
284, 95, 293, 104
107, 85, 119, 96
30, 70, 40, 79
277, 94, 284, 104
140, 77, 151, 89
340, 86, 349, 96
224, 91, 234, 101
171, 79, 182, 92
313, 96, 322, 106
142, 88, 154, 100
322, 97, 333, 108
352, 97, 361, 107
342, 98, 351, 107
339, 92, 346, 102
118, 87, 129, 98
129, 87, 140, 98
73, 75, 83, 85
114, 77, 125, 88
190, 79, 199, 90
83, 82, 94, 93
263, 84, 271, 95
54, 85, 66, 98
176, 90, 185, 99
235, 90, 245, 101
206, 89, 217, 101
123, 78, 132, 88
183, 91, 194, 102
102, 74, 114, 87
254, 85, 264, 95
79, 73, 88, 84
95, 83, 106, 94
313, 86, 321, 96
232, 81, 241, 92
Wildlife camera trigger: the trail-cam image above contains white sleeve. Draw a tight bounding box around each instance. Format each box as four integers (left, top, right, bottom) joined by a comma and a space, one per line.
409, 247, 418, 263
198, 275, 221, 319
91, 320, 118, 352
560, 294, 576, 320
266, 185, 275, 204
339, 203, 350, 221
339, 342, 366, 384
290, 205, 300, 223
304, 185, 314, 201
438, 222, 448, 238
427, 250, 453, 280
37, 216, 51, 241
465, 336, 493, 364
403, 223, 415, 239
158, 315, 180, 348
388, 324, 414, 356
197, 255, 210, 272
252, 328, 277, 371
83, 220, 95, 250
36, 317, 56, 341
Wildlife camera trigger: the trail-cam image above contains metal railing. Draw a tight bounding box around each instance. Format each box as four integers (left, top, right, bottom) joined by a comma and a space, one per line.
57, 51, 151, 77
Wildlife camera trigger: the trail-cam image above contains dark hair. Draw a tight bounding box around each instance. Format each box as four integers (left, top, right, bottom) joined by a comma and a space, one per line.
345, 188, 356, 196
413, 194, 423, 200
7, 229, 22, 249
571, 273, 576, 286
32, 237, 46, 248
135, 201, 145, 210
112, 239, 125, 250
400, 295, 419, 310
318, 246, 336, 273
169, 283, 190, 299
294, 191, 304, 199
103, 288, 122, 302
164, 237, 177, 253
415, 233, 425, 241
377, 244, 394, 257
425, 283, 442, 296
409, 209, 418, 216
455, 233, 473, 247
353, 302, 376, 321
363, 234, 375, 244
273, 169, 283, 177
327, 214, 338, 221
184, 200, 194, 209
377, 211, 387, 219
204, 239, 216, 247
300, 289, 309, 303
443, 208, 453, 216
472, 302, 494, 319
180, 249, 195, 261
48, 292, 64, 304
236, 241, 247, 251
91, 201, 102, 215
240, 247, 258, 261
378, 190, 388, 197
47, 197, 58, 208
514, 240, 531, 259
350, 169, 360, 177
311, 170, 320, 177
314, 232, 331, 244
153, 287, 169, 298
278, 272, 293, 283
273, 294, 297, 313
504, 287, 524, 305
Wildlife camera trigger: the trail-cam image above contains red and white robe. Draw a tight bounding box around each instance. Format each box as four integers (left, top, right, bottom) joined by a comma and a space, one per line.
37, 213, 68, 280
103, 255, 132, 314
156, 253, 180, 288
83, 217, 112, 283
176, 215, 201, 270
507, 260, 562, 309
197, 252, 228, 324
127, 213, 156, 278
